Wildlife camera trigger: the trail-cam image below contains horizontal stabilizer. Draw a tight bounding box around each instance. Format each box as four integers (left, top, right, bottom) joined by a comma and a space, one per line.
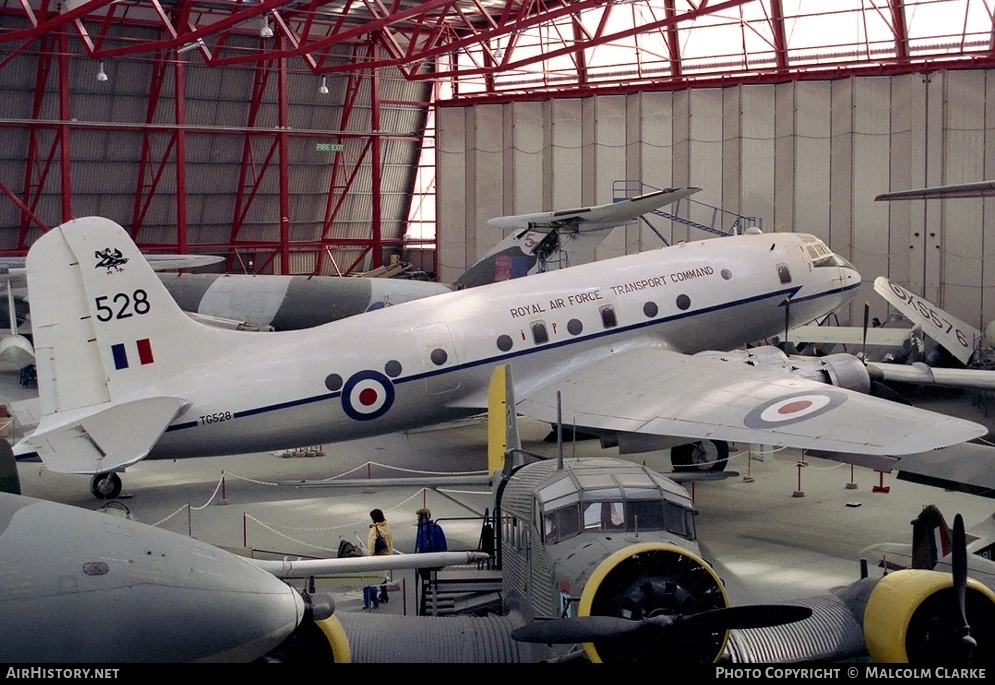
17, 396, 189, 474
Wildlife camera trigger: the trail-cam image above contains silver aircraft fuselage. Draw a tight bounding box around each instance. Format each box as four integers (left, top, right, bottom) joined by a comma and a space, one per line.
149, 232, 860, 459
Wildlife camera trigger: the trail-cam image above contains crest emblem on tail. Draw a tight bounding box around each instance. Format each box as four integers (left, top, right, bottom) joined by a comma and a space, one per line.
95, 248, 128, 273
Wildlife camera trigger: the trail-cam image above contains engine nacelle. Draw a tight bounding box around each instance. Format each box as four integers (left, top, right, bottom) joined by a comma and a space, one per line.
695, 348, 871, 394
578, 542, 729, 663
863, 569, 995, 663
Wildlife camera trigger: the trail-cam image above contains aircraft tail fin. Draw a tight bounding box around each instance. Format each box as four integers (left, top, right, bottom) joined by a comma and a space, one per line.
874, 277, 983, 366
26, 217, 244, 418
910, 504, 951, 570
487, 364, 520, 476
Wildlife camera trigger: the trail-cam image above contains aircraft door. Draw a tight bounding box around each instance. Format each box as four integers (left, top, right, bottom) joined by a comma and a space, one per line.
414, 323, 460, 395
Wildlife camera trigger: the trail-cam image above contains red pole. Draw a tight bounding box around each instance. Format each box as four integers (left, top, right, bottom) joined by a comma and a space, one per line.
221, 470, 226, 500
243, 512, 247, 548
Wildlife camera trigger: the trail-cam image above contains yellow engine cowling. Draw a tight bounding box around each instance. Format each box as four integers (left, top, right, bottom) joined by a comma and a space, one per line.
577, 542, 729, 664
261, 614, 350, 663
863, 569, 995, 663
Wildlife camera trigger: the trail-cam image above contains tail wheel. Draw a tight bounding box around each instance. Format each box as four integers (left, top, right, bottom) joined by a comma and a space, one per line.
90, 472, 122, 500
672, 440, 729, 473
579, 543, 729, 663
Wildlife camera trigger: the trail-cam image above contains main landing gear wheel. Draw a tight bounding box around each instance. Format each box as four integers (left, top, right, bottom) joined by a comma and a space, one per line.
90, 472, 122, 500
671, 440, 729, 473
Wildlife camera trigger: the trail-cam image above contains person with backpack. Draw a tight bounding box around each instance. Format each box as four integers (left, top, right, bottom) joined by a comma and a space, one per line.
363, 508, 393, 609
415, 508, 447, 554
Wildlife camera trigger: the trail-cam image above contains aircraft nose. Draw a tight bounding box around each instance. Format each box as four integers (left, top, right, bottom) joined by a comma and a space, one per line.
191, 565, 306, 663
0, 496, 307, 663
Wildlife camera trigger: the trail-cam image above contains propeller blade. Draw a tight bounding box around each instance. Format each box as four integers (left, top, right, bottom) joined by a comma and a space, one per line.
679, 604, 813, 633
784, 297, 790, 344
511, 615, 668, 644
510, 605, 812, 645
953, 514, 970, 632
861, 301, 870, 362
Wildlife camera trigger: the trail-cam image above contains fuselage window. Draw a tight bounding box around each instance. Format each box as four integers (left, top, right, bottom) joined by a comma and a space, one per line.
777, 263, 791, 284
531, 321, 549, 345
600, 305, 617, 329
496, 334, 513, 352
643, 302, 659, 318
567, 318, 583, 335
430, 348, 448, 366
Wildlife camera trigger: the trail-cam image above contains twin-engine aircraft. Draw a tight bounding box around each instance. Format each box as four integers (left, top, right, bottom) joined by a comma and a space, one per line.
13, 215, 986, 498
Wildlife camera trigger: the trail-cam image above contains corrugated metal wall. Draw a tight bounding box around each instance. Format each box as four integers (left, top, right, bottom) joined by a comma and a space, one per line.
437, 71, 995, 331
0, 32, 429, 275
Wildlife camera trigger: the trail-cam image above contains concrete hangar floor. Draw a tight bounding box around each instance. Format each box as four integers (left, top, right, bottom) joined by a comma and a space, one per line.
6, 367, 994, 633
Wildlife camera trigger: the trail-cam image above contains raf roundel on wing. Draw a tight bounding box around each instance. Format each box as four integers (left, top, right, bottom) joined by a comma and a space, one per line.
742, 390, 848, 429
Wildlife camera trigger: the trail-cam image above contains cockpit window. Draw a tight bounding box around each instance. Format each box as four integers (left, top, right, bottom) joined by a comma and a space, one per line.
804, 237, 856, 270
583, 502, 625, 531
544, 504, 581, 543
546, 499, 694, 543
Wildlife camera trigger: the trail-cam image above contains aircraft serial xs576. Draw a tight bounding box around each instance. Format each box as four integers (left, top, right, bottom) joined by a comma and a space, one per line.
13, 216, 987, 498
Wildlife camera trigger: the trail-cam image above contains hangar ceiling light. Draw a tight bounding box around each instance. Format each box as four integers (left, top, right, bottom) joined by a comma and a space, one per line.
260, 16, 274, 39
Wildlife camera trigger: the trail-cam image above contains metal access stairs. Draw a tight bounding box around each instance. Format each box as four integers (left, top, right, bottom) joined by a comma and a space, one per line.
417, 568, 504, 617
613, 180, 764, 246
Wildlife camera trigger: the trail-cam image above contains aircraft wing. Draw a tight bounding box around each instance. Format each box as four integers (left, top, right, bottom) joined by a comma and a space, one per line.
788, 324, 913, 347
514, 346, 985, 456
866, 361, 995, 391
875, 180, 995, 200
0, 254, 222, 286
874, 276, 984, 365
486, 187, 700, 231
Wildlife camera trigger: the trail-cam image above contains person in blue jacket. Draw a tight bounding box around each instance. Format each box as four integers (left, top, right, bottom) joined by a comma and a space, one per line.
415, 508, 447, 554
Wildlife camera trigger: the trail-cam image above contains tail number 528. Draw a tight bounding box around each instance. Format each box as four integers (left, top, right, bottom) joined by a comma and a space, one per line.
95, 289, 151, 322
